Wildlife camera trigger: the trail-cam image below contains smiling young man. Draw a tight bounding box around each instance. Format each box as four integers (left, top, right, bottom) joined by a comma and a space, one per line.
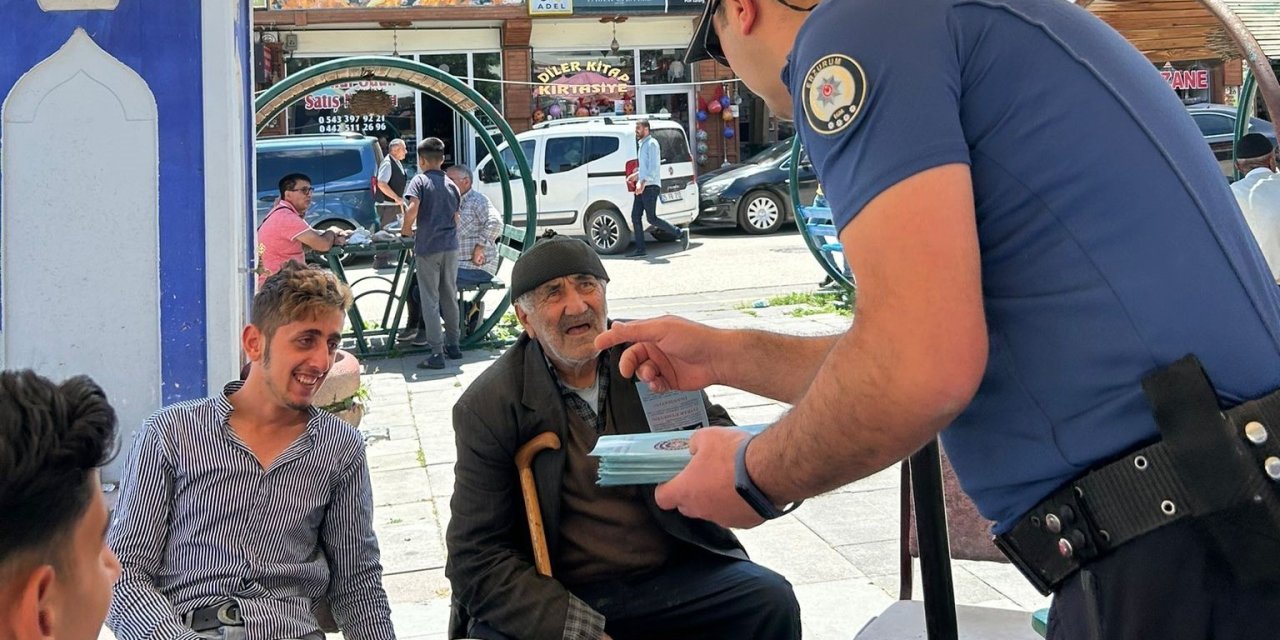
108, 263, 396, 640
446, 232, 799, 640
0, 371, 120, 640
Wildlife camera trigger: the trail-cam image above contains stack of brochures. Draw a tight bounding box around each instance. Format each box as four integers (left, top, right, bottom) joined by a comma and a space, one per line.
590, 424, 770, 486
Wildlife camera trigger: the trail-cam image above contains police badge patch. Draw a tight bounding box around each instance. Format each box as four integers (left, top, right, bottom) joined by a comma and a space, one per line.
802, 54, 868, 136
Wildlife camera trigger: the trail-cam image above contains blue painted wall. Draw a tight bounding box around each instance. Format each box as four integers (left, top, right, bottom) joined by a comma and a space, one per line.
1, 0, 209, 403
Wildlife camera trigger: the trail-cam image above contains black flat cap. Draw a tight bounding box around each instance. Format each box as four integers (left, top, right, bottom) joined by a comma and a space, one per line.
1237, 133, 1275, 160
511, 231, 610, 302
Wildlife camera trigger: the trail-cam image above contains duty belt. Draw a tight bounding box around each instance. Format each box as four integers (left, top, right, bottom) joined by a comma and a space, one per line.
996, 355, 1280, 595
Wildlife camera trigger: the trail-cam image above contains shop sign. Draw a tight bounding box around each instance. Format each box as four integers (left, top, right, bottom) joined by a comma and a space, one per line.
573, 0, 665, 13
1162, 68, 1209, 91
534, 60, 632, 96
530, 0, 572, 15
314, 114, 388, 134
266, 0, 523, 8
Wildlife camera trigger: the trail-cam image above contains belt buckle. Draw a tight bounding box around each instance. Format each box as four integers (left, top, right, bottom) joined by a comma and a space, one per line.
993, 534, 1054, 596
216, 602, 242, 626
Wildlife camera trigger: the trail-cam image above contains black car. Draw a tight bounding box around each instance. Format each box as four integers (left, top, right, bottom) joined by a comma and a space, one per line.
696, 139, 818, 234
1186, 103, 1276, 177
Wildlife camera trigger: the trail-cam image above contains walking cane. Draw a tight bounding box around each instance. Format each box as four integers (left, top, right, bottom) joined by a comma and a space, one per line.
514, 431, 562, 577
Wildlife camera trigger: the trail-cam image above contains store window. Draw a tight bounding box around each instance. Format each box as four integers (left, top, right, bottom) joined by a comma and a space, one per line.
531, 50, 636, 123
284, 56, 416, 150
639, 49, 688, 86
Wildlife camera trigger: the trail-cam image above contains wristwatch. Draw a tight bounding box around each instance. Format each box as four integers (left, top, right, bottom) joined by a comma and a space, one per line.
734, 434, 803, 520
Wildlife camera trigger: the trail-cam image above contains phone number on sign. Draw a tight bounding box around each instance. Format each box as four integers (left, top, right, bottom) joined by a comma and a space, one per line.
316, 115, 387, 125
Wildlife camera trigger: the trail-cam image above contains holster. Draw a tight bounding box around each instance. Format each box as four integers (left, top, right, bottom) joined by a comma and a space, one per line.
995, 355, 1280, 594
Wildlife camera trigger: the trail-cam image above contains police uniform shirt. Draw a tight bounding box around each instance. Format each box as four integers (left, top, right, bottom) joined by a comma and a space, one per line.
785, 0, 1280, 532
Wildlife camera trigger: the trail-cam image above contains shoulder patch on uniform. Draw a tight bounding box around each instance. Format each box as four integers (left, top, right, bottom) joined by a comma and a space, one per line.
802, 54, 869, 136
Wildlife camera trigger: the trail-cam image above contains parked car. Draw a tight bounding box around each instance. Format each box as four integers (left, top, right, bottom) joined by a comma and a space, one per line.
255, 132, 384, 233
1186, 103, 1276, 177
473, 115, 698, 255
696, 139, 818, 234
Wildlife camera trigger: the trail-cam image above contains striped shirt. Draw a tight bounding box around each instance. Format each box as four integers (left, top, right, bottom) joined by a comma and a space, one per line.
106, 381, 395, 640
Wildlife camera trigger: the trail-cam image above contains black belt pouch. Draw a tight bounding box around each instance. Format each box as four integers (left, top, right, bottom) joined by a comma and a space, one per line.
1142, 355, 1280, 586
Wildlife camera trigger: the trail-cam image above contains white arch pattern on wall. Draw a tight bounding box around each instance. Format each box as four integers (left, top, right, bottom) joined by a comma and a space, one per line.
1, 28, 160, 481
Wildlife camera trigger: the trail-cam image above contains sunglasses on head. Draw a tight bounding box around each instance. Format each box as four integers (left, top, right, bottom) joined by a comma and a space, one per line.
686, 0, 816, 68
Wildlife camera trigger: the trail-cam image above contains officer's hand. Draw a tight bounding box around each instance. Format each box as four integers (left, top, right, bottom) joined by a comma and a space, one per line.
594, 316, 724, 393
655, 427, 764, 529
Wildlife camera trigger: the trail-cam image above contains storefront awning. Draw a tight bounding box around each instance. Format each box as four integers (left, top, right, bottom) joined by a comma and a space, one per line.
1222, 0, 1280, 59
1085, 0, 1280, 62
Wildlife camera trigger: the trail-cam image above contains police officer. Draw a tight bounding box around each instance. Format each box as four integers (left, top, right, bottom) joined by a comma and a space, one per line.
594, 0, 1280, 637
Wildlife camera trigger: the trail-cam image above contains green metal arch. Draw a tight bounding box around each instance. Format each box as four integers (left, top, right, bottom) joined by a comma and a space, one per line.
788, 137, 856, 291
253, 56, 536, 346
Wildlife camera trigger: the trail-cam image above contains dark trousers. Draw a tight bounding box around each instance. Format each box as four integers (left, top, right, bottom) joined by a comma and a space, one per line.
1047, 519, 1280, 639
404, 268, 491, 335
469, 552, 801, 640
630, 185, 679, 253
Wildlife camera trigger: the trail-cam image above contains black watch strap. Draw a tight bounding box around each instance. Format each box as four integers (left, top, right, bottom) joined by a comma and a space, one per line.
734, 433, 802, 520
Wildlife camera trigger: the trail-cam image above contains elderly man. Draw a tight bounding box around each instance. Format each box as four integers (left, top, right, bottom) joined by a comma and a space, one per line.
374, 139, 410, 269
447, 164, 502, 288
1231, 133, 1280, 282
446, 232, 800, 640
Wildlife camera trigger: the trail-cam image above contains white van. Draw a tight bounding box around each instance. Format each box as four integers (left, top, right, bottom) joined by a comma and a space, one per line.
474, 115, 698, 254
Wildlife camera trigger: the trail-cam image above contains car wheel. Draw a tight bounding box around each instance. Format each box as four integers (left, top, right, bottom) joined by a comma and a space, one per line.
585, 207, 633, 255
738, 191, 785, 235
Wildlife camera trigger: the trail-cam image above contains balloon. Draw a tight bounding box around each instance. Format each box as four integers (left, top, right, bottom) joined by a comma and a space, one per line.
575, 106, 589, 117
698, 97, 708, 111
719, 95, 732, 108
697, 154, 708, 164
696, 129, 708, 141
696, 142, 709, 154
623, 101, 635, 114
696, 110, 708, 122
548, 103, 563, 118
707, 100, 723, 114
723, 127, 735, 139
721, 109, 734, 122
532, 109, 545, 123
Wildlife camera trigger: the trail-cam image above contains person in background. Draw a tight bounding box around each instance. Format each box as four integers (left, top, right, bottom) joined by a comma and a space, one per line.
0, 370, 120, 640
1231, 133, 1280, 282
626, 119, 689, 258
400, 138, 463, 370
374, 139, 410, 270
256, 172, 352, 286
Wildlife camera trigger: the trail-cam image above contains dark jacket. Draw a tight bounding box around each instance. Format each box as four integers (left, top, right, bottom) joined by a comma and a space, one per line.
446, 333, 747, 639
